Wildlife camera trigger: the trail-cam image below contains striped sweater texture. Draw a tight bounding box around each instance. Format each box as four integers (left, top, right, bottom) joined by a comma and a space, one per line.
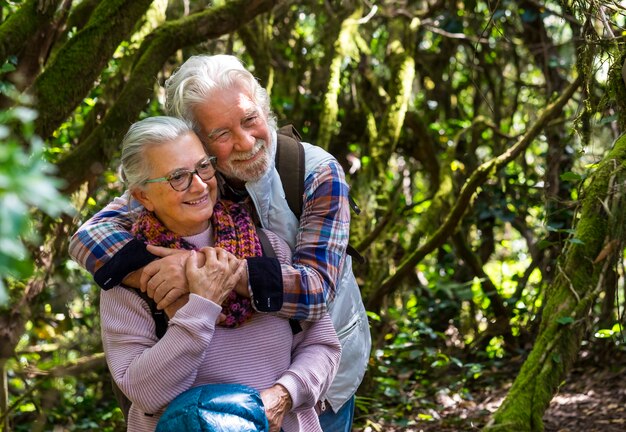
100, 228, 341, 431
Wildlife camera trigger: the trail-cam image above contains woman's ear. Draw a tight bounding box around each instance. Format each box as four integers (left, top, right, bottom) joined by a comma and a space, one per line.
131, 188, 155, 211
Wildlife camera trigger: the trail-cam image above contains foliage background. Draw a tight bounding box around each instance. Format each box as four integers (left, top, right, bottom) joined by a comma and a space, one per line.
2, 0, 626, 431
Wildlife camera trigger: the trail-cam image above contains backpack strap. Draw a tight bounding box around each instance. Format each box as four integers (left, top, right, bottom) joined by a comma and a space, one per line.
111, 379, 132, 421
276, 124, 305, 218
138, 290, 168, 339
275, 124, 365, 264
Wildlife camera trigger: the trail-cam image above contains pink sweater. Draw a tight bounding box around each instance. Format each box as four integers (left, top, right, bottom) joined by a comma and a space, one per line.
100, 228, 341, 431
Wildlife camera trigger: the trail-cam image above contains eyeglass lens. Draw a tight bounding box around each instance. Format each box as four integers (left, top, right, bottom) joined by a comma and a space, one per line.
170, 159, 215, 191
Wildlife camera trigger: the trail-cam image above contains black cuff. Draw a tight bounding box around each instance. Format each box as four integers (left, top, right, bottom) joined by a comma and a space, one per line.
246, 256, 283, 312
94, 239, 157, 290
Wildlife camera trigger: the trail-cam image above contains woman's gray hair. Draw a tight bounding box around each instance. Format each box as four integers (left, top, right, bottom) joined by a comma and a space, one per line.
164, 54, 276, 138
120, 116, 195, 190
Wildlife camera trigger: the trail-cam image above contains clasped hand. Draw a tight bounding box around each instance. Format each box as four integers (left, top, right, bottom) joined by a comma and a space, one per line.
140, 245, 246, 314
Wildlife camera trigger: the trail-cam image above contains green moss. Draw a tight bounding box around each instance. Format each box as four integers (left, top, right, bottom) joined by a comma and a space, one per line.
483, 134, 626, 432
0, 0, 59, 62
34, 0, 154, 138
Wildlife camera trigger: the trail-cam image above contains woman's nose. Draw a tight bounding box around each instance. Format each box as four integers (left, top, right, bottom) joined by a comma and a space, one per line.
189, 172, 208, 191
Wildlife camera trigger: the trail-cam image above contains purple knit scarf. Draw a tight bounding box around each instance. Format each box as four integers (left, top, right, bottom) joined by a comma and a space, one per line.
132, 200, 261, 327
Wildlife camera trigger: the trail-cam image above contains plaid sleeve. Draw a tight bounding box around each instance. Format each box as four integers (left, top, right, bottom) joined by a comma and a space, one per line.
267, 160, 350, 321
68, 192, 156, 289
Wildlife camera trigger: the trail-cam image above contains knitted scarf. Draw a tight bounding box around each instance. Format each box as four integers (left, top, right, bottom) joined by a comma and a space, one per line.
132, 200, 261, 328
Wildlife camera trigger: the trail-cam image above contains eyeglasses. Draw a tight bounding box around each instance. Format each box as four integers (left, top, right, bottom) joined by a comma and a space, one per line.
143, 156, 217, 191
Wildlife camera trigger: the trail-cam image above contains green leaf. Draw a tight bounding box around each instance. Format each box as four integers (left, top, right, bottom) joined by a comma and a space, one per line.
594, 329, 613, 339
560, 171, 582, 182
556, 316, 574, 325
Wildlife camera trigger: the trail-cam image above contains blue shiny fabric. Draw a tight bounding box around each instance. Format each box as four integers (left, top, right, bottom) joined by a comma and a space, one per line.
156, 384, 269, 432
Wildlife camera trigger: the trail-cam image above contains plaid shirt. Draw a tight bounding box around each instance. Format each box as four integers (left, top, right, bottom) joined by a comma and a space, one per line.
68, 161, 350, 322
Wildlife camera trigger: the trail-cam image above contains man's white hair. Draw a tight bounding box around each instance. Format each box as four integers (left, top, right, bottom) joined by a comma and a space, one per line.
164, 54, 276, 137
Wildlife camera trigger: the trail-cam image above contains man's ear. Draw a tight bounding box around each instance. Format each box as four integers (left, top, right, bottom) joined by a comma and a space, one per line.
131, 188, 155, 211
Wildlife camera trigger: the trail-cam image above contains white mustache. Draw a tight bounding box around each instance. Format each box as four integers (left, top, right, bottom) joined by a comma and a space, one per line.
231, 139, 265, 161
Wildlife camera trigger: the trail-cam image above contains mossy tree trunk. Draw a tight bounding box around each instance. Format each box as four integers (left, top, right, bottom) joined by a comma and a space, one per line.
32, 0, 154, 139
317, 7, 363, 150
482, 133, 626, 432
0, 0, 61, 65
55, 0, 281, 194
369, 19, 416, 177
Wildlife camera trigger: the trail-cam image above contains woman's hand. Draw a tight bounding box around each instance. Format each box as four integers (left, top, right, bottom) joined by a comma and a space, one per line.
260, 384, 292, 432
140, 245, 198, 310
184, 248, 246, 305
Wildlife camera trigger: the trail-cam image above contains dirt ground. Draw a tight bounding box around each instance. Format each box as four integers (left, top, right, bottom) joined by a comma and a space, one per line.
360, 346, 626, 431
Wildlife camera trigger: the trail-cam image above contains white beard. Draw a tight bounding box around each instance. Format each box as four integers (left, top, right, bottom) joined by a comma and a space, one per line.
221, 138, 274, 183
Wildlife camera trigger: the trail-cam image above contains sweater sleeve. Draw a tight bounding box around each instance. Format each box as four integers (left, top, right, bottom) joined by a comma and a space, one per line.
101, 289, 221, 413
246, 161, 350, 321
275, 314, 341, 411
246, 228, 291, 313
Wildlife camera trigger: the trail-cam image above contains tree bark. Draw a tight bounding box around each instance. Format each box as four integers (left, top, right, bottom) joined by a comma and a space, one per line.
369, 19, 416, 175
482, 133, 626, 432
317, 7, 363, 150
32, 0, 154, 139
0, 0, 61, 65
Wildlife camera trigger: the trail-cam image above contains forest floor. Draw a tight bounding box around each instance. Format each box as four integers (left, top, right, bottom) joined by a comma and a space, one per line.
358, 344, 626, 431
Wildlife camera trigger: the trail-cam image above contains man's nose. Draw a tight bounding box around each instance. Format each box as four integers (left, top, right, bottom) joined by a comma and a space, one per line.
232, 128, 255, 152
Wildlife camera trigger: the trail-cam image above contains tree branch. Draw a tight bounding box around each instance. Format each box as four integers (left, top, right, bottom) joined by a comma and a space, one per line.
56, 0, 282, 193
0, 0, 61, 65
366, 74, 583, 312
32, 0, 154, 139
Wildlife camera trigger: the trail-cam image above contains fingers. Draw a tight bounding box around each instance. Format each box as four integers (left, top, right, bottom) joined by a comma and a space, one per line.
141, 252, 191, 304
199, 247, 230, 270
233, 259, 246, 279
139, 261, 161, 292
156, 287, 187, 310
184, 250, 199, 281
163, 294, 189, 319
185, 250, 199, 272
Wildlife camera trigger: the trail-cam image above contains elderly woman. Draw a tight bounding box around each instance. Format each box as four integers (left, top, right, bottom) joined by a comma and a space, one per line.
101, 116, 340, 432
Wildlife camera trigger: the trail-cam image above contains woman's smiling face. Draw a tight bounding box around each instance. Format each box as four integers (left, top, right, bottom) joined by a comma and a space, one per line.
133, 132, 218, 236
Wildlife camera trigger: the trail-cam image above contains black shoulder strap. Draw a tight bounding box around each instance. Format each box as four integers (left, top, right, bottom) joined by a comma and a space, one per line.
276, 124, 305, 219
257, 228, 276, 258
137, 290, 168, 339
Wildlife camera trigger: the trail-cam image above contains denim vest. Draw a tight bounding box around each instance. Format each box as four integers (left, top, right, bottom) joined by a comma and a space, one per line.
246, 133, 371, 411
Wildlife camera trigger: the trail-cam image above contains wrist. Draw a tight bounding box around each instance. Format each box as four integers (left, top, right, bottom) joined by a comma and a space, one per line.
122, 267, 143, 289
235, 260, 250, 297
275, 384, 292, 411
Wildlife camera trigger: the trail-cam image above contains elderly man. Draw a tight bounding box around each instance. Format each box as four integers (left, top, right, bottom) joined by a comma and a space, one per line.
69, 54, 370, 432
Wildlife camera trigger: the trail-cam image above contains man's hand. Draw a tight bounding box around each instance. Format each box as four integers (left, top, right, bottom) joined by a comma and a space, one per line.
260, 384, 292, 432
163, 293, 189, 319
233, 262, 250, 297
184, 248, 246, 305
141, 246, 194, 309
